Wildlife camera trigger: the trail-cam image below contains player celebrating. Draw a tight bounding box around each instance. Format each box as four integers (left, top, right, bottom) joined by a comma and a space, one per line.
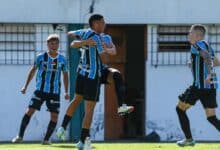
176, 24, 220, 147
12, 34, 69, 145
56, 17, 134, 149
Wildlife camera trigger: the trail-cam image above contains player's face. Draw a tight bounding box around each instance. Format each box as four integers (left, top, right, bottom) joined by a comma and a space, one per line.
188, 29, 198, 44
93, 19, 106, 33
47, 40, 59, 52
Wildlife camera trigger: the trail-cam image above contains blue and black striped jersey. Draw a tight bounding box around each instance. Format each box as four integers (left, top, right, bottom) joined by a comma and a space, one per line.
70, 28, 103, 79
35, 52, 68, 94
191, 40, 218, 89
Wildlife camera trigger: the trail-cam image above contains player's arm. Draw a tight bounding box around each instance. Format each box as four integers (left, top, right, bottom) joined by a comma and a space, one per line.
103, 43, 117, 56
199, 50, 213, 83
62, 71, 69, 100
70, 39, 97, 48
21, 65, 37, 94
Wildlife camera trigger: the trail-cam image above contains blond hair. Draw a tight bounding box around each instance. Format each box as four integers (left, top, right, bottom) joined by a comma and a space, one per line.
47, 34, 60, 43
191, 24, 207, 37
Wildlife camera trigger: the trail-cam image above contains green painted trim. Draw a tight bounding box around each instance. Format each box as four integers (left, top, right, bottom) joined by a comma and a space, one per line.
67, 24, 85, 141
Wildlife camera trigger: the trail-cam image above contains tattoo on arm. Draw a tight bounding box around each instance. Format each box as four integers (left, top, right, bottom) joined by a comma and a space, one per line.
199, 50, 212, 74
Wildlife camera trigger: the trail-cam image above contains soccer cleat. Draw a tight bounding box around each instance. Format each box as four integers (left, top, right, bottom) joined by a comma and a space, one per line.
42, 140, 51, 145
118, 104, 134, 116
84, 137, 92, 150
56, 127, 66, 141
176, 139, 196, 147
12, 135, 23, 143
76, 141, 84, 150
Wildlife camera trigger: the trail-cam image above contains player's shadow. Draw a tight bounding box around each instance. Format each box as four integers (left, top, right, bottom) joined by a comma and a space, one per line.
51, 144, 75, 149
51, 144, 96, 149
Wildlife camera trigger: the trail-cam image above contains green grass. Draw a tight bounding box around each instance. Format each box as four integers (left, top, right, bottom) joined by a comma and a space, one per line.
0, 143, 220, 150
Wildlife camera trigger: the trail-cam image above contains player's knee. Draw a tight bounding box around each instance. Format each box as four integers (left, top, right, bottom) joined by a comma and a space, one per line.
50, 113, 58, 122
74, 95, 83, 101
176, 106, 186, 114
26, 108, 35, 116
112, 72, 123, 83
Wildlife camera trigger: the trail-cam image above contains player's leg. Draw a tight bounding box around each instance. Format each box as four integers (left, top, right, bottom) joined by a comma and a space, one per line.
57, 74, 84, 140
80, 100, 96, 143
105, 68, 134, 115
176, 86, 198, 147
201, 89, 220, 131
12, 108, 36, 143
12, 90, 43, 143
43, 94, 60, 144
62, 94, 83, 129
56, 94, 83, 140
43, 112, 58, 144
77, 76, 100, 150
206, 108, 220, 131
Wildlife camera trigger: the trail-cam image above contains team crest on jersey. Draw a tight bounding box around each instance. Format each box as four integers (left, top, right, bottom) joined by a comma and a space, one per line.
51, 62, 57, 65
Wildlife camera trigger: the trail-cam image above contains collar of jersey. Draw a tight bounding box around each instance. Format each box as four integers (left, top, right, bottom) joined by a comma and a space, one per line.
47, 52, 59, 59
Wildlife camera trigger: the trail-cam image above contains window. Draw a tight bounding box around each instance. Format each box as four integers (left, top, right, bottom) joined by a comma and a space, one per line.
0, 24, 35, 64
0, 24, 68, 65
157, 25, 190, 52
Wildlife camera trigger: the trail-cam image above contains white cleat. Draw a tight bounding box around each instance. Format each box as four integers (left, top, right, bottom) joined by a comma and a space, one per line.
176, 139, 196, 147
84, 137, 92, 150
12, 135, 23, 143
56, 127, 66, 141
118, 104, 134, 116
76, 141, 84, 150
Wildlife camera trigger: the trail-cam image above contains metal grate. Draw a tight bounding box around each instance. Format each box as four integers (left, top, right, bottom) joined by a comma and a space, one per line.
149, 24, 220, 67
0, 24, 68, 65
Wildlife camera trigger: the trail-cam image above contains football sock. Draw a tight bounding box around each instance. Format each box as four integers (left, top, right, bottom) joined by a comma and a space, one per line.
80, 128, 90, 143
18, 114, 31, 138
113, 72, 125, 107
176, 107, 192, 139
207, 115, 220, 131
44, 121, 57, 141
62, 115, 72, 130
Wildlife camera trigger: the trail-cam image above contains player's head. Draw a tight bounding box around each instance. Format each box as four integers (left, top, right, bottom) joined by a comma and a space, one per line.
188, 24, 206, 44
89, 14, 105, 34
47, 34, 59, 52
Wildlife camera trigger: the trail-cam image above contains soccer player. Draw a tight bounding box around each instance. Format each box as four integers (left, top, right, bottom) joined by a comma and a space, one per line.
12, 34, 69, 144
56, 14, 133, 150
176, 24, 220, 147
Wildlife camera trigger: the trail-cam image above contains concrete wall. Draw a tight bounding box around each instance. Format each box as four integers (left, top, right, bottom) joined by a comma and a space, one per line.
0, 0, 220, 24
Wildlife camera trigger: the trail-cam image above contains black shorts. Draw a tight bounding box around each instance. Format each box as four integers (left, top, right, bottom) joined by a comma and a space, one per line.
75, 73, 101, 101
29, 90, 60, 113
101, 67, 110, 84
178, 85, 217, 108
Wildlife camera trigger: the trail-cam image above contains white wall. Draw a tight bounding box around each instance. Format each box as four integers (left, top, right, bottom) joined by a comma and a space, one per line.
0, 0, 80, 23
1, 0, 220, 24
80, 0, 220, 24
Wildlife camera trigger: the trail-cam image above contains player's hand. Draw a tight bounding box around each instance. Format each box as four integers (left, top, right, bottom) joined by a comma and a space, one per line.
205, 74, 212, 84
21, 86, 27, 94
84, 39, 97, 46
187, 60, 192, 68
64, 92, 70, 100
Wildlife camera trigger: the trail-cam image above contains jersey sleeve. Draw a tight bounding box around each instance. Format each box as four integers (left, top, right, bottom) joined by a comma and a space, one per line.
103, 34, 113, 44
34, 54, 41, 68
92, 35, 103, 54
62, 57, 68, 72
69, 29, 86, 39
195, 41, 208, 51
